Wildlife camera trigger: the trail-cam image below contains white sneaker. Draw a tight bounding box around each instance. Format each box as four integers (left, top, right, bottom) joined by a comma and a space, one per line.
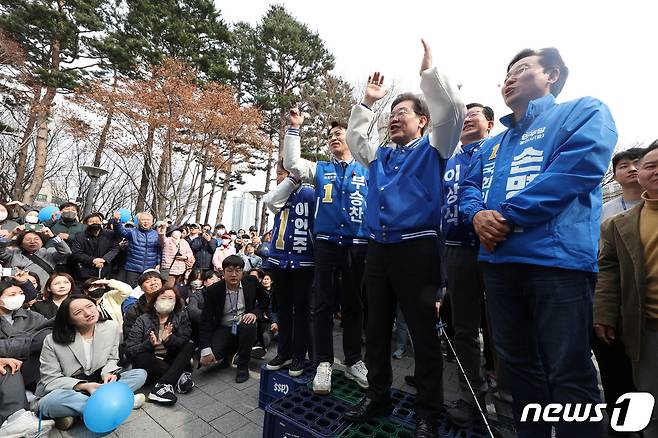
312, 362, 332, 395
0, 409, 54, 438
344, 360, 369, 389
133, 393, 146, 409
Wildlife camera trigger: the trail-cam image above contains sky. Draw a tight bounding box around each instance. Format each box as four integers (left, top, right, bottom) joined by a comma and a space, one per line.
210, 0, 657, 228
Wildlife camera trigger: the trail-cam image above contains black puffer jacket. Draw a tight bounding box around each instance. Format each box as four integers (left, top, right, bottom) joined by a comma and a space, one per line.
188, 236, 217, 270
69, 229, 119, 281
124, 310, 192, 358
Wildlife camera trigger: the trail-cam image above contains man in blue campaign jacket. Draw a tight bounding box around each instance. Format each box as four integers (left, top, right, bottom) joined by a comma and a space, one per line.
283, 108, 369, 395
459, 48, 617, 438
441, 103, 495, 427
262, 159, 315, 377
112, 211, 166, 287
344, 40, 466, 438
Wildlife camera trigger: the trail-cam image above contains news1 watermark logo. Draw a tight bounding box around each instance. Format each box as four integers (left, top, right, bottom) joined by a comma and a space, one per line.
521, 393, 655, 432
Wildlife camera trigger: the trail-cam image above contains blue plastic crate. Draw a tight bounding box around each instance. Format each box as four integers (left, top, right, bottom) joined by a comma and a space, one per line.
258, 361, 316, 409
389, 388, 455, 436
263, 386, 349, 437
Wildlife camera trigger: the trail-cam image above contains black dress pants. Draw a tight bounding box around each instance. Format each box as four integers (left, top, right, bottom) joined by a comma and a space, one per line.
270, 267, 313, 360
311, 241, 366, 366
133, 341, 195, 385
364, 237, 443, 422
209, 322, 257, 367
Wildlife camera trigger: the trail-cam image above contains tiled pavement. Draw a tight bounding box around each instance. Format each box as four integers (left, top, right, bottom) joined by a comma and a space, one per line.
47, 326, 516, 438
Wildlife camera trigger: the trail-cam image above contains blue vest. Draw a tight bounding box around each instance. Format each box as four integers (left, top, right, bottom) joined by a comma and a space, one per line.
267, 184, 315, 269
441, 140, 484, 248
313, 160, 369, 245
366, 136, 443, 243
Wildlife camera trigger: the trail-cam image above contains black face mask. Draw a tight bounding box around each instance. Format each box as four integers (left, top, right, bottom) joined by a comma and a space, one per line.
88, 287, 108, 299
87, 224, 102, 233
61, 211, 77, 222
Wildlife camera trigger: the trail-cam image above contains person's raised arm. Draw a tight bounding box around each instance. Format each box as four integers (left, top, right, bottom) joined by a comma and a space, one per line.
262, 177, 298, 215
418, 39, 466, 159
283, 107, 316, 183
346, 72, 389, 166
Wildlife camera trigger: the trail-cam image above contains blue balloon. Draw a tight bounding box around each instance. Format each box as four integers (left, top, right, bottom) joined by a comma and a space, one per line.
38, 206, 59, 223
83, 381, 134, 433
117, 208, 132, 223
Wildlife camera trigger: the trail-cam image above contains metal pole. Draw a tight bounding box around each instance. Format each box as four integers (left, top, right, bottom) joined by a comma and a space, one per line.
83, 176, 99, 217
254, 195, 262, 231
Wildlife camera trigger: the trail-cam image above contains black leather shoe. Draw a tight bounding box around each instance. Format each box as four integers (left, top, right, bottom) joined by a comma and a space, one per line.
235, 366, 249, 383
344, 397, 392, 423
414, 419, 438, 438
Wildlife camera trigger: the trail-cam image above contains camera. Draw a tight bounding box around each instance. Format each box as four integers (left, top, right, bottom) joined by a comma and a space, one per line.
24, 223, 43, 232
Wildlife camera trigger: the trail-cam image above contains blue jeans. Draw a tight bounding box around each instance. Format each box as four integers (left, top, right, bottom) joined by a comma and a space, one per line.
38, 369, 147, 418
481, 263, 602, 438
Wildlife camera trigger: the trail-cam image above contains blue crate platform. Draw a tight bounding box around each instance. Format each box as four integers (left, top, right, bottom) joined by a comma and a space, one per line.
259, 360, 316, 409
263, 386, 350, 437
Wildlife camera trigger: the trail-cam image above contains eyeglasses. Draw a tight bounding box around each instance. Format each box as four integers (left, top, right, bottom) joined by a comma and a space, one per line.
505, 63, 539, 81
464, 110, 485, 120
389, 108, 417, 121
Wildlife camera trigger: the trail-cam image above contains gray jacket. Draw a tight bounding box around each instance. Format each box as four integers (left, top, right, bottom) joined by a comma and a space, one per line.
36, 320, 121, 396
0, 237, 71, 286
0, 308, 50, 359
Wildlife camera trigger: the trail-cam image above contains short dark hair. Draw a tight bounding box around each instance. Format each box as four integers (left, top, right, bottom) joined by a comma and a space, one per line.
507, 48, 569, 97
137, 270, 162, 286
326, 121, 348, 137
202, 269, 219, 281
612, 147, 645, 174
52, 295, 97, 344
145, 287, 183, 314
59, 202, 79, 212
639, 140, 658, 162
16, 231, 45, 247
82, 212, 104, 224
222, 254, 245, 270
43, 272, 75, 301
466, 103, 494, 122
216, 224, 225, 229
249, 268, 264, 280
391, 93, 431, 134
0, 280, 16, 296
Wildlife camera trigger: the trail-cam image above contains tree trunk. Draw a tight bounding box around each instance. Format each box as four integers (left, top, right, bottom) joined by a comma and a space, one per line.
195, 151, 209, 223
277, 106, 286, 159
204, 168, 218, 225
215, 158, 233, 225
135, 124, 155, 213
22, 87, 56, 204
93, 73, 117, 167
13, 87, 40, 200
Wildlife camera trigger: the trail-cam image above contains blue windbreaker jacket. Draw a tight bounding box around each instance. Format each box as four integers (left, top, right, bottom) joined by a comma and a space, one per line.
459, 94, 617, 272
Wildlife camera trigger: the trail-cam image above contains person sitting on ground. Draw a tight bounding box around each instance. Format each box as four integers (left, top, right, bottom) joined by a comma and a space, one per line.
36, 295, 147, 430
122, 270, 164, 340
160, 224, 195, 288
187, 269, 220, 345
0, 280, 55, 437
32, 273, 75, 320
81, 277, 132, 330
70, 213, 119, 283
0, 227, 71, 288
199, 255, 268, 383
252, 272, 278, 358
112, 211, 166, 287
125, 287, 195, 405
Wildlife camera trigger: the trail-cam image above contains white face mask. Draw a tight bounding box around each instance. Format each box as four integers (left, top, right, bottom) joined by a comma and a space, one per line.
0, 210, 7, 222
190, 280, 203, 289
25, 215, 39, 224
154, 299, 175, 315
1, 294, 25, 311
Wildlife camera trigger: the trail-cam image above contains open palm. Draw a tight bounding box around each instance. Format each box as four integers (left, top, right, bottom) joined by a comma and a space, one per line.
364, 71, 388, 105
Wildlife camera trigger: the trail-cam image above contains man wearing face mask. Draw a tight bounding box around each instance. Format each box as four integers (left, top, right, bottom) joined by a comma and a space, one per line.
45, 202, 85, 244
0, 281, 55, 437
70, 213, 119, 283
